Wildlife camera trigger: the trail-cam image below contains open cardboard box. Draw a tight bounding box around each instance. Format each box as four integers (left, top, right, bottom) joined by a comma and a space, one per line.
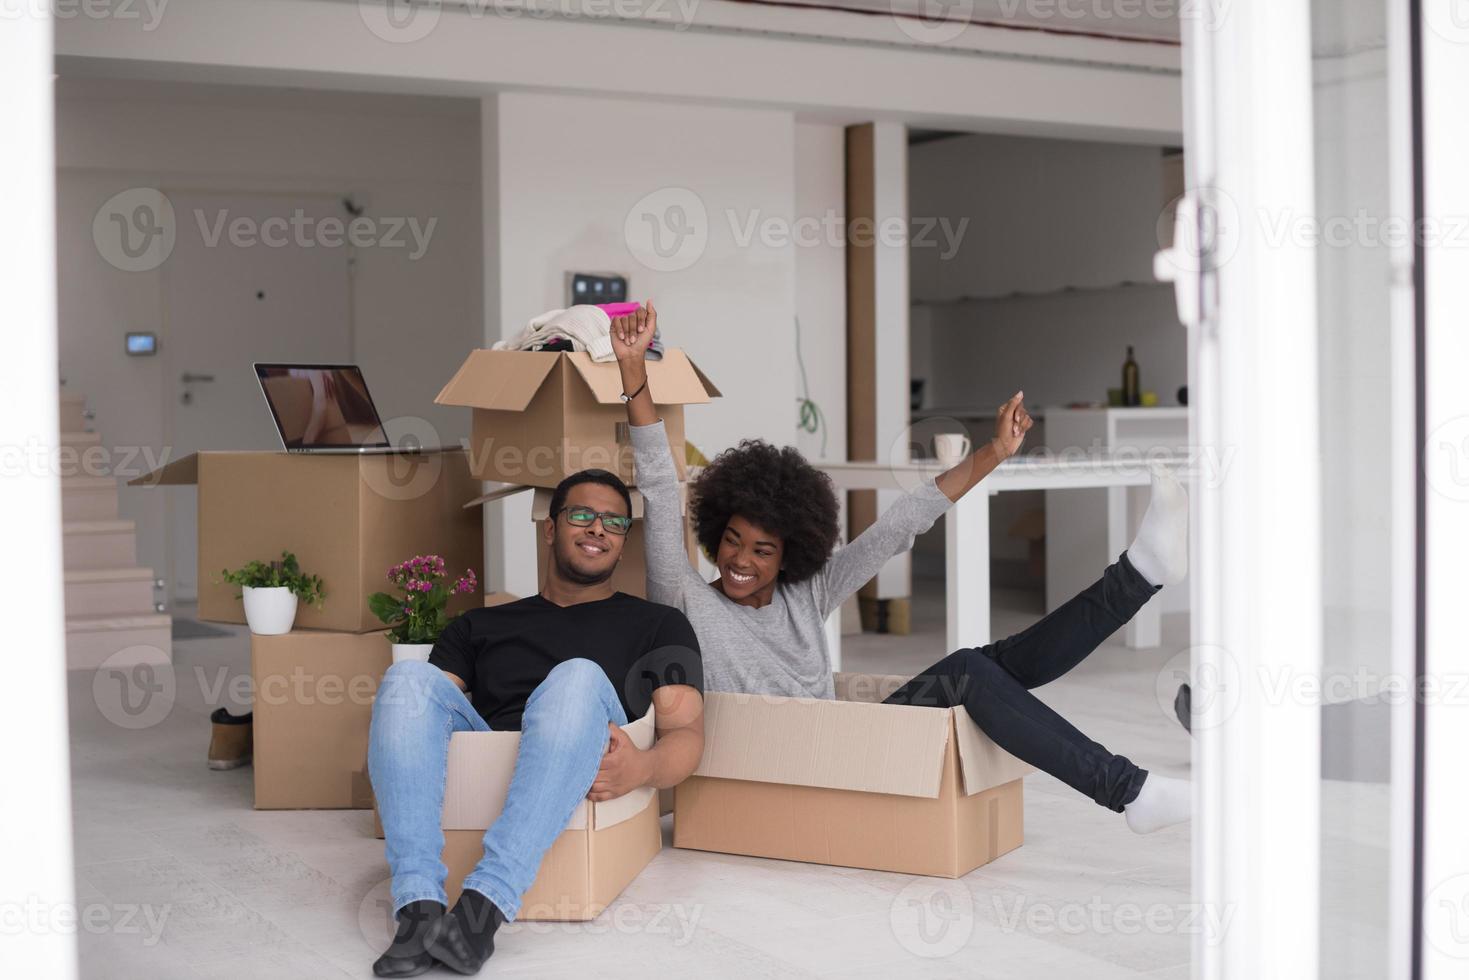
674, 673, 1033, 877
439, 709, 662, 921
465, 484, 698, 600
251, 629, 392, 809
130, 450, 483, 632
435, 349, 720, 488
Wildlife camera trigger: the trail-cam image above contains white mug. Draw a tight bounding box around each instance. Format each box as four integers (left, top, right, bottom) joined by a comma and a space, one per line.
933, 433, 971, 467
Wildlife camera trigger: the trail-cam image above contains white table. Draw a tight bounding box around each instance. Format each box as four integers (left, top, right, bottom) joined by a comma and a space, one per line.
819, 452, 1189, 666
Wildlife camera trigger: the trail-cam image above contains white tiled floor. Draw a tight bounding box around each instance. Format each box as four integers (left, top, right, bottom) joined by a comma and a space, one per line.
70, 583, 1194, 979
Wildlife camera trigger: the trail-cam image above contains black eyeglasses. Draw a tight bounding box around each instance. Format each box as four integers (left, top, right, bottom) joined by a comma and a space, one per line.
555, 506, 633, 535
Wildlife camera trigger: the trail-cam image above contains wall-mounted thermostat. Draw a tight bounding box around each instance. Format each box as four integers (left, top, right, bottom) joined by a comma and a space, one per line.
568, 273, 627, 306
125, 332, 158, 356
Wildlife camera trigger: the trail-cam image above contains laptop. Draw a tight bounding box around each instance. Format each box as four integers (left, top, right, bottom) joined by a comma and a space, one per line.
253, 362, 432, 454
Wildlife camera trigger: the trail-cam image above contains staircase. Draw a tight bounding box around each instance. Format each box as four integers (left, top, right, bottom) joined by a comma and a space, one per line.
60, 394, 172, 671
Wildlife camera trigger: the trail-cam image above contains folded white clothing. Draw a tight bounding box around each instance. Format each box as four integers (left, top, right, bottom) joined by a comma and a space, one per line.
493, 305, 616, 362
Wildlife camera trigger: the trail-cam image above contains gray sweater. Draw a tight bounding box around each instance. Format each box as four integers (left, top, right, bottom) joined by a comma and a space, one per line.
630, 421, 954, 699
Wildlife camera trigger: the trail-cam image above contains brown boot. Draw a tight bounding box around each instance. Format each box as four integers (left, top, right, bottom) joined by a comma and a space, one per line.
208, 708, 253, 770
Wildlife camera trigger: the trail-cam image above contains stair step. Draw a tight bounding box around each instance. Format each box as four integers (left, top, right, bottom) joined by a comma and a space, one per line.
60, 431, 102, 448
65, 567, 158, 617
65, 567, 155, 583
66, 612, 172, 633
59, 395, 89, 434
61, 476, 120, 522
62, 520, 137, 569
65, 613, 172, 672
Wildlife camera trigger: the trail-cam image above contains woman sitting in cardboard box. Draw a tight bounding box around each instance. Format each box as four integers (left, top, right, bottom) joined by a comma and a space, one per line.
613, 303, 1191, 837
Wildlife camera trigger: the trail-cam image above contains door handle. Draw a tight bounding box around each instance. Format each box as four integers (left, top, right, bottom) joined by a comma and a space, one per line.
180, 372, 216, 384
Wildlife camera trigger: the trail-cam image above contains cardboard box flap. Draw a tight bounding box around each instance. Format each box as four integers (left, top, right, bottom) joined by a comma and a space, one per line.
648, 349, 719, 405
590, 708, 657, 831
953, 714, 1035, 797
692, 691, 951, 799
462, 483, 535, 509
434, 350, 562, 411
442, 712, 656, 832
127, 452, 200, 487
686, 356, 723, 398
565, 349, 717, 407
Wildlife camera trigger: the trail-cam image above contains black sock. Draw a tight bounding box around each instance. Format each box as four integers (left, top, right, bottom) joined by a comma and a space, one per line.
425, 889, 505, 975
373, 899, 443, 978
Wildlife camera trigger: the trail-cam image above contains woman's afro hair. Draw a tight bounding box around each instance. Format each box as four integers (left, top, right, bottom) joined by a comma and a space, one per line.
690, 439, 841, 584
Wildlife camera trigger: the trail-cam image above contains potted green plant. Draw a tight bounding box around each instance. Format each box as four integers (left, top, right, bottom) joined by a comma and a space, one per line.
219, 551, 325, 635
368, 555, 478, 662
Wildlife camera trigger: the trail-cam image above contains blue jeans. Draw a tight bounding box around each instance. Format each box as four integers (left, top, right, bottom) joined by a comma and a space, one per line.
368, 658, 628, 921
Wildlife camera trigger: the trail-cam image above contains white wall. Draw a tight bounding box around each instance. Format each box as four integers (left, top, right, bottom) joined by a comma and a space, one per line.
908, 133, 1183, 412
914, 285, 1187, 411
55, 79, 483, 596
910, 132, 1168, 301
484, 91, 801, 596
793, 122, 847, 464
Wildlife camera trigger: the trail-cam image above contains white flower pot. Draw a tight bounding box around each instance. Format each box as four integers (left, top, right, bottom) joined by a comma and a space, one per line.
241, 586, 298, 635
391, 643, 434, 664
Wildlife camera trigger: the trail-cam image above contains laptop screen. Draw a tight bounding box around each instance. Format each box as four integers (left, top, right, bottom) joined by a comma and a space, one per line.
254, 364, 391, 450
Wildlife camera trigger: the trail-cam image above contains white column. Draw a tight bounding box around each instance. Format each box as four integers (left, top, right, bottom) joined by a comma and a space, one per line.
1, 8, 79, 979
946, 489, 991, 651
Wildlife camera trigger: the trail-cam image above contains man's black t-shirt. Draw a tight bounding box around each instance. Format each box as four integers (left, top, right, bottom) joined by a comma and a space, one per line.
428, 592, 703, 730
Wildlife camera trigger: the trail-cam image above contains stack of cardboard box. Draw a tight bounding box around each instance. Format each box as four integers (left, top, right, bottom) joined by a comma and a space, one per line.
131, 449, 484, 809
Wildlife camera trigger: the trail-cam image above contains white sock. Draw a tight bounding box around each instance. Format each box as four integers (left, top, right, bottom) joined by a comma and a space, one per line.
1126, 465, 1189, 587
1124, 772, 1192, 834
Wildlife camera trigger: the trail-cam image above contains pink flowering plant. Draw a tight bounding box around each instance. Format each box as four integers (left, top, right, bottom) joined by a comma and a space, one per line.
367, 554, 477, 644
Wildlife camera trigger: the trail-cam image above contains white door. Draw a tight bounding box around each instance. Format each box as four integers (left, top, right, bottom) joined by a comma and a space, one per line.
161, 190, 353, 601
1165, 1, 1421, 978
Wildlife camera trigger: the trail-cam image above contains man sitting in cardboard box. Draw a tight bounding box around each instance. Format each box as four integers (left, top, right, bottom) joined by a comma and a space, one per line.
367, 469, 704, 978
